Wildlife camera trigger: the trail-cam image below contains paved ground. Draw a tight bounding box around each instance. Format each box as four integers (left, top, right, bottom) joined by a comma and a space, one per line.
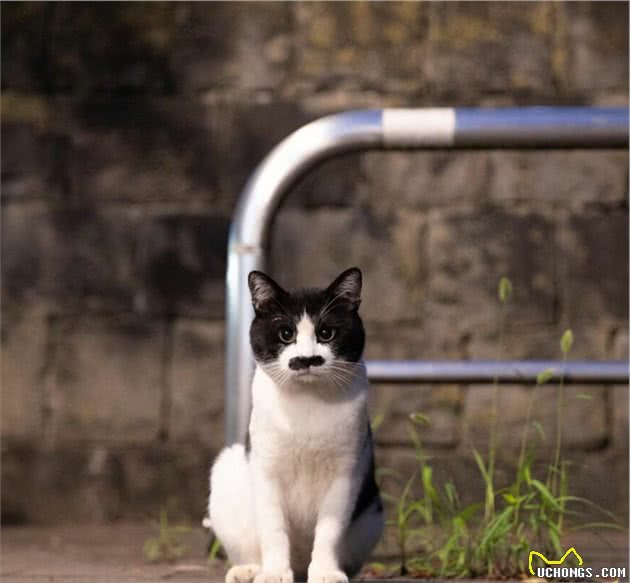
1, 523, 628, 582
1, 523, 220, 583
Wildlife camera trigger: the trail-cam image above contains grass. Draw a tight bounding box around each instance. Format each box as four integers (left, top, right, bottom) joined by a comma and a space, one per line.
375, 277, 624, 578
142, 500, 191, 562
208, 535, 224, 563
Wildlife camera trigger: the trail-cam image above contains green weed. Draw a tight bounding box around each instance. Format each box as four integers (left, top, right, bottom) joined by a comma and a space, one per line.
208, 534, 224, 563
143, 501, 191, 562
377, 277, 624, 578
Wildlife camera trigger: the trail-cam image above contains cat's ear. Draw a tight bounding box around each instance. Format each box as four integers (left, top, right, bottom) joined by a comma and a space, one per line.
327, 267, 362, 310
248, 271, 285, 313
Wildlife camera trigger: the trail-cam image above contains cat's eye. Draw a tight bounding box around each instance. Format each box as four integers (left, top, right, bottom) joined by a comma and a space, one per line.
318, 325, 335, 342
278, 326, 295, 343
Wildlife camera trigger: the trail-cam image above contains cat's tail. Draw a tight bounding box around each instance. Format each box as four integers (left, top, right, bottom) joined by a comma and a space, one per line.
208, 444, 260, 565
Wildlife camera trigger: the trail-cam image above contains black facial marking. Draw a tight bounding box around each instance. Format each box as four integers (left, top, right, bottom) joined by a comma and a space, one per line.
288, 355, 325, 371
248, 268, 365, 366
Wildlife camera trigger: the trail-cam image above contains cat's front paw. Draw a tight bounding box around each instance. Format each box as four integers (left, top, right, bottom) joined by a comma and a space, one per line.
253, 568, 294, 583
227, 564, 261, 583
307, 565, 349, 583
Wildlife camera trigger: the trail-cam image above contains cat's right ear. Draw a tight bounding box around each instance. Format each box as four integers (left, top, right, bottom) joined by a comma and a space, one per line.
248, 271, 285, 313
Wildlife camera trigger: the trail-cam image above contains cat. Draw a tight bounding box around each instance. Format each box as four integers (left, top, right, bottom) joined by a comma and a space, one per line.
208, 267, 383, 583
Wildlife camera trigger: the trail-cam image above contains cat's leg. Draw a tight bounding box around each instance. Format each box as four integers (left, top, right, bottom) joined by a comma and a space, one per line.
250, 456, 294, 583
340, 502, 384, 578
209, 444, 261, 583
307, 475, 354, 583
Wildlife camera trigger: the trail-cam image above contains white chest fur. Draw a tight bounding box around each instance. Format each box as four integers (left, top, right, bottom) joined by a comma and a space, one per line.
249, 366, 369, 527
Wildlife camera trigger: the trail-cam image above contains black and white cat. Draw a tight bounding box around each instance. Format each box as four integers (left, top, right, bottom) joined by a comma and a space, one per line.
208, 267, 383, 583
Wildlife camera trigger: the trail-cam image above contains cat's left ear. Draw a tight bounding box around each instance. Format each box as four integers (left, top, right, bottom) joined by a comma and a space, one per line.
327, 267, 362, 310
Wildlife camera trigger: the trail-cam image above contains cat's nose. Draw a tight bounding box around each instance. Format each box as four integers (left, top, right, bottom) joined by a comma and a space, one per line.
288, 356, 325, 371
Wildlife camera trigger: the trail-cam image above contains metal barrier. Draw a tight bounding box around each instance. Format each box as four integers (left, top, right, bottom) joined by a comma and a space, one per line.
225, 107, 629, 445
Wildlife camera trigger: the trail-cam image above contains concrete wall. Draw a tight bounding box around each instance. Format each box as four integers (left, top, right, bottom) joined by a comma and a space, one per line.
1, 2, 628, 525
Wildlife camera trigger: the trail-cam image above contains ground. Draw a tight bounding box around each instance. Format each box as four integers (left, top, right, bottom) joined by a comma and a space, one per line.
1, 523, 628, 583
1, 523, 219, 583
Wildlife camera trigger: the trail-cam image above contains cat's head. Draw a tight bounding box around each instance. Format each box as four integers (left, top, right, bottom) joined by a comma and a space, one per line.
248, 267, 365, 388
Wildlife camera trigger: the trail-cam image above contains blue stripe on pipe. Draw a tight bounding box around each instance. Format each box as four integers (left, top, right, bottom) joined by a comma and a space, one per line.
365, 360, 629, 384
455, 107, 629, 131
454, 107, 629, 147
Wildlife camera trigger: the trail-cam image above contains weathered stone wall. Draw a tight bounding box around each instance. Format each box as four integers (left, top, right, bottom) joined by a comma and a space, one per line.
2, 2, 628, 525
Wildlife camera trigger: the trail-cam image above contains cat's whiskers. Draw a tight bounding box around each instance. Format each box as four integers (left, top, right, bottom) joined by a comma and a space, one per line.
326, 362, 362, 378
264, 357, 363, 393
328, 360, 362, 370
264, 362, 292, 388
322, 369, 347, 393
326, 376, 344, 393
321, 361, 360, 392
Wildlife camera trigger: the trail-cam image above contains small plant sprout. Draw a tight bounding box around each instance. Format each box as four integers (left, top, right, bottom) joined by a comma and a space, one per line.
498, 276, 513, 304
560, 329, 574, 354
486, 276, 513, 526
208, 536, 223, 563
547, 329, 573, 516
536, 367, 556, 385
143, 503, 190, 562
370, 410, 386, 432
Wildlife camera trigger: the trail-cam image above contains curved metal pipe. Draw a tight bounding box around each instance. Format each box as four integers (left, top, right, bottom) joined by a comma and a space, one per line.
366, 360, 629, 385
226, 107, 629, 444
225, 110, 384, 444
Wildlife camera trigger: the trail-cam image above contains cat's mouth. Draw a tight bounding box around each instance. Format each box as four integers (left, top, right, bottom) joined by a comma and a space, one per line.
291, 368, 321, 382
